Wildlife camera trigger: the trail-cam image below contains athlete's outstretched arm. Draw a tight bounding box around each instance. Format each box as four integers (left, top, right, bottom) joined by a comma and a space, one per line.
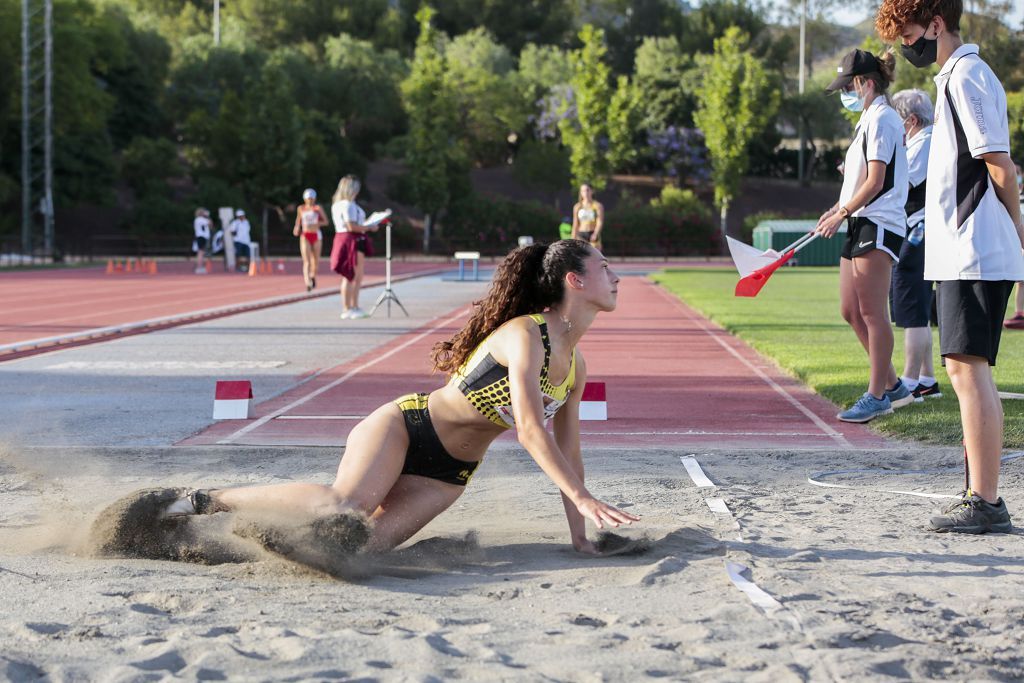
552, 351, 596, 553
503, 321, 638, 533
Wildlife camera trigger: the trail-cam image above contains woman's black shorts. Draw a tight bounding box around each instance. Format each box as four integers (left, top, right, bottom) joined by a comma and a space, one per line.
195, 236, 208, 250
394, 393, 479, 486
936, 280, 1014, 366
842, 217, 902, 262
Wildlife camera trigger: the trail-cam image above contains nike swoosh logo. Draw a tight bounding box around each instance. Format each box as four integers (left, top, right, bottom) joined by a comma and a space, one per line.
858, 241, 873, 248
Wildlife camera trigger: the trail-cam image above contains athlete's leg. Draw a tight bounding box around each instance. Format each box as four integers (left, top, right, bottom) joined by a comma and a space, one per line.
212, 402, 409, 516
852, 250, 898, 397
903, 326, 933, 381
299, 237, 312, 288
364, 475, 465, 552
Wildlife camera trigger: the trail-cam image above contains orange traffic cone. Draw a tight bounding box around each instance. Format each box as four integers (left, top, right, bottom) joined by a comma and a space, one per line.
115, 260, 125, 273
148, 260, 158, 275
106, 259, 114, 274
248, 259, 257, 276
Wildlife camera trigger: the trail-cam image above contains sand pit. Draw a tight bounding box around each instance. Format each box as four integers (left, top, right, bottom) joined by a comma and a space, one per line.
2, 443, 1024, 680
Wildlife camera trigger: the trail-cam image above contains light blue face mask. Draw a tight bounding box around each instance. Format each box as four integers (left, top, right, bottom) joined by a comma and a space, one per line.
841, 89, 865, 112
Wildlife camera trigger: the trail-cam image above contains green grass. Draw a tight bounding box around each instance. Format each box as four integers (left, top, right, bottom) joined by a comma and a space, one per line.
651, 267, 1024, 447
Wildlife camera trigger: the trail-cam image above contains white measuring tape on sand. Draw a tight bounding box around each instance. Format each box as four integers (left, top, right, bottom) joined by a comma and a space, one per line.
807, 451, 1024, 500
682, 454, 799, 629
680, 455, 716, 488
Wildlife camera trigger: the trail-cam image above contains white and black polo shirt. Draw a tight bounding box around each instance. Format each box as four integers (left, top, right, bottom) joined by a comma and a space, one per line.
924, 44, 1024, 282
905, 126, 932, 228
839, 98, 909, 240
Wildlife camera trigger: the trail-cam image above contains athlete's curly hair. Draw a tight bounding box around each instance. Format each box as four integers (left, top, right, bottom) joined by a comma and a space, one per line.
875, 0, 961, 42
432, 239, 592, 374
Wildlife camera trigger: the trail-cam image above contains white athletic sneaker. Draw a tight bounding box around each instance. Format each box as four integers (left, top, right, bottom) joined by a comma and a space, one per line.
348, 308, 369, 319
194, 267, 207, 274
340, 309, 352, 320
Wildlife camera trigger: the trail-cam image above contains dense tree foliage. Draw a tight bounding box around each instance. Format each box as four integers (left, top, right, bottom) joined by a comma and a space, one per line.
0, 0, 1021, 251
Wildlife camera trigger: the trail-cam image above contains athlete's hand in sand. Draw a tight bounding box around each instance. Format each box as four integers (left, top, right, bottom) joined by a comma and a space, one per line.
574, 496, 640, 530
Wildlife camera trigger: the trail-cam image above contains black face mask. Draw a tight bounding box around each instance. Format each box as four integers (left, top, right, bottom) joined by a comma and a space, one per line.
901, 31, 938, 68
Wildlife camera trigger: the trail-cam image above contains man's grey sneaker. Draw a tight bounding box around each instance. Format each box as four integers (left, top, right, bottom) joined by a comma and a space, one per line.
885, 381, 915, 408
837, 392, 893, 423
912, 381, 942, 401
929, 494, 1012, 534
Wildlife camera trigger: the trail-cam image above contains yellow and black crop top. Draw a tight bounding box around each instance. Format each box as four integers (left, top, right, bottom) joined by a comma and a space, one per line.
451, 313, 576, 429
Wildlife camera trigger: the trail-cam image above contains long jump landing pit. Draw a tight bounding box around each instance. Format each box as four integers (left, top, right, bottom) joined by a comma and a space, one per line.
181, 276, 888, 450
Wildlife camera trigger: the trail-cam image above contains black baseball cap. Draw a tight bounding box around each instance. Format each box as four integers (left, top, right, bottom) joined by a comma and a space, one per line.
825, 49, 881, 93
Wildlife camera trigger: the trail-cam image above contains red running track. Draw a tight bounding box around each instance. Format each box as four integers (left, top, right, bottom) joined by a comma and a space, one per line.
0, 260, 447, 360
182, 275, 888, 451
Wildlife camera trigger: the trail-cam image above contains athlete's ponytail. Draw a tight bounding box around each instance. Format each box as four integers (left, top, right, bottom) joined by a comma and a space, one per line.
432, 239, 592, 374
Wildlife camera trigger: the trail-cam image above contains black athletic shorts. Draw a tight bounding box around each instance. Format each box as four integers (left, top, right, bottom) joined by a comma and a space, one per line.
395, 393, 479, 486
195, 236, 208, 250
842, 217, 903, 262
889, 230, 933, 328
936, 279, 1014, 366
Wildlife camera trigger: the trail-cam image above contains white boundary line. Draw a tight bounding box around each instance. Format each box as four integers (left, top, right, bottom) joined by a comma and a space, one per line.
651, 283, 853, 449
275, 415, 367, 420
217, 308, 468, 444
680, 455, 716, 488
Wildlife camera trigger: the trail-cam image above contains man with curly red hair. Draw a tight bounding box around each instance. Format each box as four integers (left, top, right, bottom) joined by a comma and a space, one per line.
876, 0, 1024, 533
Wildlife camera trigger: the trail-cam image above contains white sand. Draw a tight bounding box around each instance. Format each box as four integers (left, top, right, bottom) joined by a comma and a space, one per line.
2, 441, 1023, 681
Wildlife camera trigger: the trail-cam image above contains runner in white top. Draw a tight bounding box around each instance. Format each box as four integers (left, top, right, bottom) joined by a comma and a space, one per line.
192, 208, 211, 274
816, 48, 912, 424
876, 0, 1023, 533
292, 188, 328, 291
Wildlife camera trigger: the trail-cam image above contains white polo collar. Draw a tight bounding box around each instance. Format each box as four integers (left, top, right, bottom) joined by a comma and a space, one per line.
907, 125, 933, 145
936, 43, 979, 80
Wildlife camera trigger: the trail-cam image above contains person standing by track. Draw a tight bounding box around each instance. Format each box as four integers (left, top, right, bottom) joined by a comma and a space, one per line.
815, 48, 913, 423
293, 188, 329, 292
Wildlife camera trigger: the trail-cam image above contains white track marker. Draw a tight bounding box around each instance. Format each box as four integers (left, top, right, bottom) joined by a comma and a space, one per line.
680, 455, 716, 488
999, 391, 1024, 400
652, 285, 852, 449
218, 308, 468, 444
725, 561, 801, 630
706, 498, 742, 541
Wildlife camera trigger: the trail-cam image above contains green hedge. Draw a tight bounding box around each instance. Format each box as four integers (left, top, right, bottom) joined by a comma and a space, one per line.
441, 194, 561, 254
601, 188, 717, 256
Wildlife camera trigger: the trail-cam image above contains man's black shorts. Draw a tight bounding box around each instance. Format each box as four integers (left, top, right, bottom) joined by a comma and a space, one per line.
842, 217, 903, 262
195, 236, 208, 250
936, 279, 1014, 366
890, 231, 933, 328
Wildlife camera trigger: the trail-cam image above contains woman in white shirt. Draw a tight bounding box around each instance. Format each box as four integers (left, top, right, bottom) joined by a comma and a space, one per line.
329, 175, 378, 319
816, 48, 911, 423
292, 188, 329, 291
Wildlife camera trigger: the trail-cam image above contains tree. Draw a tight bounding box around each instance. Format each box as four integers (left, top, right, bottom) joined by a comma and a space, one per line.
558, 24, 613, 190
401, 5, 458, 252
694, 27, 779, 239
634, 36, 696, 129
606, 75, 642, 173
445, 28, 527, 165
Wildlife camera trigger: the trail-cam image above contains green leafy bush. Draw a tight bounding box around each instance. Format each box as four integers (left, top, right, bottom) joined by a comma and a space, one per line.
602, 191, 717, 256
442, 194, 561, 254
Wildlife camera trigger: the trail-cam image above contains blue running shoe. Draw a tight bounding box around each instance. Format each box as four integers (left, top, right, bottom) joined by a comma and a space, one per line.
837, 392, 893, 423
885, 380, 915, 409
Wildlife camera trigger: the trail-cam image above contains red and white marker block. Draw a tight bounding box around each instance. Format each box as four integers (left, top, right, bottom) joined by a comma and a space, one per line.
213, 380, 253, 420
579, 381, 607, 421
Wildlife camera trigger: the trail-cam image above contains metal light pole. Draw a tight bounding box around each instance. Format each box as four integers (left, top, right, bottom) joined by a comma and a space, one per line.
797, 0, 807, 185
213, 0, 221, 46
21, 0, 54, 259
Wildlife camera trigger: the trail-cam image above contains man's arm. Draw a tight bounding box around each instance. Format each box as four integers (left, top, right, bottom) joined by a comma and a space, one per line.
982, 152, 1024, 247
